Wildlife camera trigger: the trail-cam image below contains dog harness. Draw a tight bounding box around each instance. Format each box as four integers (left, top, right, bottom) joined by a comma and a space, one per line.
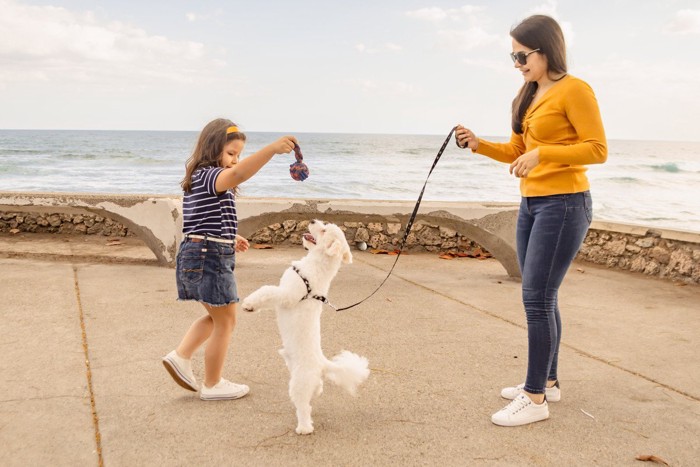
292, 265, 337, 310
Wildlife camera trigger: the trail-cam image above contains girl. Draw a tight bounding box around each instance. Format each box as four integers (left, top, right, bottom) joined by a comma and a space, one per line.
163, 118, 297, 400
455, 15, 607, 426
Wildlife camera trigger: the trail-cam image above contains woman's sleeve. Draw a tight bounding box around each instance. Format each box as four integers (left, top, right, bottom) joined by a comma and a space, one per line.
474, 132, 526, 164
538, 81, 608, 165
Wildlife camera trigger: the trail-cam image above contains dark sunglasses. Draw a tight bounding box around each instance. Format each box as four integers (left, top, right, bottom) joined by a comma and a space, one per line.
510, 48, 540, 65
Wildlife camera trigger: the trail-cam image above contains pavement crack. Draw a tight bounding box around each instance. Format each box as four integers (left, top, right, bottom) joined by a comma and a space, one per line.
73, 265, 105, 467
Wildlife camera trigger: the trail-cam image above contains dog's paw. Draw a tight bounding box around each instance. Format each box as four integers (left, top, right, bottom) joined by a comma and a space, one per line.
295, 424, 314, 435
241, 300, 256, 313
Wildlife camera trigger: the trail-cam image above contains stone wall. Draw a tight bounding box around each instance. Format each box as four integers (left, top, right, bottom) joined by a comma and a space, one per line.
248, 219, 491, 257
2, 207, 699, 284
0, 211, 132, 237
577, 226, 700, 284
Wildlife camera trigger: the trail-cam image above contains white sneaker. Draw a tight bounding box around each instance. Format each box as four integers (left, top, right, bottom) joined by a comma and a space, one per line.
162, 350, 197, 392
200, 378, 250, 401
492, 393, 549, 427
501, 381, 561, 402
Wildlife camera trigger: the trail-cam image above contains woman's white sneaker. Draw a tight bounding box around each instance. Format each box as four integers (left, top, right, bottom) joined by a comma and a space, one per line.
501, 381, 561, 402
200, 378, 250, 401
491, 393, 549, 427
162, 350, 197, 392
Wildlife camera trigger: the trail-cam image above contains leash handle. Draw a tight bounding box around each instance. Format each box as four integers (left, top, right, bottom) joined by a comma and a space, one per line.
335, 126, 457, 312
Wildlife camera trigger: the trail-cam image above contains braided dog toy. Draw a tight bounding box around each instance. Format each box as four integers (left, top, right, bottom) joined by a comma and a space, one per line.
289, 144, 310, 181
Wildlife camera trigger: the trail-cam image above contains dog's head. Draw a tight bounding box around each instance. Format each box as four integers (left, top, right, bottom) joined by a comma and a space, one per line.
302, 220, 352, 264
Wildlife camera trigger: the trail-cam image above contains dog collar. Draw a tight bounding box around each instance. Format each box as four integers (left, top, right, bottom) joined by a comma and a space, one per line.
292, 265, 337, 310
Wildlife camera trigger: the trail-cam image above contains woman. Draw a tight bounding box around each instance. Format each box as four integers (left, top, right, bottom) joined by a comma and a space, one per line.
455, 14, 607, 427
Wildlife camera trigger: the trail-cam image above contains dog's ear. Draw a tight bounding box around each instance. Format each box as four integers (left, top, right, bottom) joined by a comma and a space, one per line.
342, 247, 353, 264
324, 237, 343, 257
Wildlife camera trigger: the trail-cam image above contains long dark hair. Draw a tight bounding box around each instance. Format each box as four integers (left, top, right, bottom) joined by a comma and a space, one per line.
181, 118, 246, 192
510, 15, 567, 134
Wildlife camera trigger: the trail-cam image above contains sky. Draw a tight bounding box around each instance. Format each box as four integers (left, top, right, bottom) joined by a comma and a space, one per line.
1, 0, 699, 141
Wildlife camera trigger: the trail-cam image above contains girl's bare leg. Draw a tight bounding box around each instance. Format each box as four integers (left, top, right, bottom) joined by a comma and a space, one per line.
175, 313, 213, 359
202, 303, 237, 387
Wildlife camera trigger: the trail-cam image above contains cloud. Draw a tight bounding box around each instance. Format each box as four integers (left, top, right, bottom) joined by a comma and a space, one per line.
351, 78, 419, 96
354, 42, 403, 54
664, 9, 700, 35
0, 0, 224, 87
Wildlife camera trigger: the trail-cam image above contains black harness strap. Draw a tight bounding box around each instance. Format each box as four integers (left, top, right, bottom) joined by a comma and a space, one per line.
292, 265, 338, 310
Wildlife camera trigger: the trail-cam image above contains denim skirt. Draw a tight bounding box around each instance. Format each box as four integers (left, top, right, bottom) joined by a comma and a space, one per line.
176, 238, 239, 307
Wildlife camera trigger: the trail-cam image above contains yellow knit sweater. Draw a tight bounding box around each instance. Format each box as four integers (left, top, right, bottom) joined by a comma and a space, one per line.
475, 75, 607, 197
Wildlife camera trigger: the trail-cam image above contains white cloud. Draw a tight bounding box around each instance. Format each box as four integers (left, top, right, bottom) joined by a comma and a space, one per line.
354, 42, 402, 54
436, 28, 499, 51
664, 9, 700, 35
405, 7, 449, 22
0, 0, 224, 87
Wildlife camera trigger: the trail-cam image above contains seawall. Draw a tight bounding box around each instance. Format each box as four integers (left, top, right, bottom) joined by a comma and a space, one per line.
1, 193, 698, 284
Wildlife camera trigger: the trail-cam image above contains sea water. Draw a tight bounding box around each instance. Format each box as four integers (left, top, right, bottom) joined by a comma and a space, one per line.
0, 129, 698, 233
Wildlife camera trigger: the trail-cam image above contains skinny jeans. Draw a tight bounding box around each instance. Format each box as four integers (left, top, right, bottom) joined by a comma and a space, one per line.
517, 191, 592, 395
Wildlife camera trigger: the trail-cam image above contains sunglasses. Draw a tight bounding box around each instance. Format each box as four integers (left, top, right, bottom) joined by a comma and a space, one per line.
510, 48, 540, 65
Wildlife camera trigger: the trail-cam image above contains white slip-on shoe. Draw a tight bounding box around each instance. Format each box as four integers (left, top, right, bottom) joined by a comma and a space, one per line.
501, 381, 561, 402
491, 393, 549, 427
162, 350, 197, 392
200, 378, 250, 401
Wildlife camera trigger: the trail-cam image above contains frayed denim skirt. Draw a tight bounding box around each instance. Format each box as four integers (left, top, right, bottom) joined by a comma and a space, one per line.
176, 238, 239, 307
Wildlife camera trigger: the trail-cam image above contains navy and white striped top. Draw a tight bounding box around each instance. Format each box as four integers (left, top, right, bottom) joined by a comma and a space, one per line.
182, 167, 237, 240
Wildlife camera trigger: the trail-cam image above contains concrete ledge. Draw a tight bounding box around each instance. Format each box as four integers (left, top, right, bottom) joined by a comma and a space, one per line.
0, 192, 182, 267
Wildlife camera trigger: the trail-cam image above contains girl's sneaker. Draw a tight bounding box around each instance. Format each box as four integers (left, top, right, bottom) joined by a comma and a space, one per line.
500, 381, 561, 402
162, 350, 197, 392
491, 393, 549, 427
200, 378, 250, 401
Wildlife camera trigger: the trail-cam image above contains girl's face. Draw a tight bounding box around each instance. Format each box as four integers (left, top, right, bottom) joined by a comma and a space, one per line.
512, 39, 548, 84
220, 139, 245, 169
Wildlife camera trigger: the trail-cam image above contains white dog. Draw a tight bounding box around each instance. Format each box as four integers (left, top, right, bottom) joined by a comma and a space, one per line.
242, 220, 370, 435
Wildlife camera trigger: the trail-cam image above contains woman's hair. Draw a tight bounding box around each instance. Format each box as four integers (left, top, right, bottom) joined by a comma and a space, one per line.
510, 15, 567, 134
181, 118, 247, 192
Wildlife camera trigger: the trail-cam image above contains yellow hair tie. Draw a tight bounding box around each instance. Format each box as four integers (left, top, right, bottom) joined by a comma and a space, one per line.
226, 126, 239, 134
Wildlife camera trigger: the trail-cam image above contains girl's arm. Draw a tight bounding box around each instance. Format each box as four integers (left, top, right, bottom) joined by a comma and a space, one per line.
215, 136, 298, 191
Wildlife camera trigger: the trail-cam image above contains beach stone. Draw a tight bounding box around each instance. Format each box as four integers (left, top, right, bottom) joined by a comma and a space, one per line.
604, 239, 626, 255
354, 228, 369, 243
48, 214, 61, 227
643, 260, 660, 275
269, 223, 282, 231
296, 220, 311, 231
344, 222, 359, 229
440, 226, 457, 238
649, 246, 670, 264
367, 222, 383, 233
625, 245, 641, 253
635, 237, 655, 248
386, 223, 401, 235
416, 227, 442, 246
282, 220, 296, 232
669, 249, 693, 275
630, 256, 646, 273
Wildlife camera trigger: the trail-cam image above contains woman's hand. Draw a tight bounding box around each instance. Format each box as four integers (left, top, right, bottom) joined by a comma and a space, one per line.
235, 235, 250, 253
455, 125, 479, 150
271, 136, 298, 155
509, 149, 540, 178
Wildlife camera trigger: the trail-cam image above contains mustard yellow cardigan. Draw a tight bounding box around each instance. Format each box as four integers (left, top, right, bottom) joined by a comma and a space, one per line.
475, 75, 607, 197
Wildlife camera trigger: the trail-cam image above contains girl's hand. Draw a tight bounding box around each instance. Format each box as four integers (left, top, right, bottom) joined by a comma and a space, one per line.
272, 136, 298, 155
455, 125, 479, 150
235, 235, 250, 253
509, 149, 540, 178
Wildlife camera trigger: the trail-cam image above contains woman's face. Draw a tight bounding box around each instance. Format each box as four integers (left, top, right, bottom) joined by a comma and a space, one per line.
512, 39, 548, 84
220, 139, 245, 169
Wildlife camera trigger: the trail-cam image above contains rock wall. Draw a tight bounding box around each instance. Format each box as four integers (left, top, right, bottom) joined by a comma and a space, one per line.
578, 227, 699, 284
248, 219, 491, 257
0, 211, 132, 237
2, 208, 699, 284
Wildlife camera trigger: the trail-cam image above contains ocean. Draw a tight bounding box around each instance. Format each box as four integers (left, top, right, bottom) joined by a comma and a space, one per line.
1, 129, 698, 233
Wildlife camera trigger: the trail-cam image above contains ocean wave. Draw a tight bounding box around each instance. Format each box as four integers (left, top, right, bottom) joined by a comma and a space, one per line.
650, 162, 681, 173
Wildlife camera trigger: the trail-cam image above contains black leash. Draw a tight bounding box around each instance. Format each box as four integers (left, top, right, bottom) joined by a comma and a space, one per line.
335, 126, 457, 312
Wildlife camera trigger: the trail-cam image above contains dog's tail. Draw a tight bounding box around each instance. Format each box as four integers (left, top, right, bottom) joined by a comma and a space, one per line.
323, 350, 370, 396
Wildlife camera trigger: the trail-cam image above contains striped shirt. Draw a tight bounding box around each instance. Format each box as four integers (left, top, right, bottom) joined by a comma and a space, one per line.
182, 166, 237, 240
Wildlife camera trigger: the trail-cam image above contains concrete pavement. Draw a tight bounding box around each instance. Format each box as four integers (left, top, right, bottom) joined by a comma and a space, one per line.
0, 233, 698, 466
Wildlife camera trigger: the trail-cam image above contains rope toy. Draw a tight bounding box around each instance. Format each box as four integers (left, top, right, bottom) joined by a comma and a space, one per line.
289, 144, 310, 181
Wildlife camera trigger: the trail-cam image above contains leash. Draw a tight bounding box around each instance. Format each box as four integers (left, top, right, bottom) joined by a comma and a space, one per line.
334, 126, 457, 312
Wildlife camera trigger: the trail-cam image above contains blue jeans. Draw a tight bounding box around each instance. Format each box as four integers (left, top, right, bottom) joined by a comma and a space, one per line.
176, 238, 239, 307
517, 191, 592, 395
